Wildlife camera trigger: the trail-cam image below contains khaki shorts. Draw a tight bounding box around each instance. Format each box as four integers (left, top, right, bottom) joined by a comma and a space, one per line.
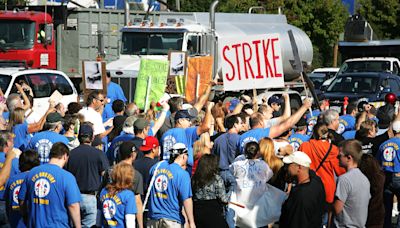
146, 218, 183, 228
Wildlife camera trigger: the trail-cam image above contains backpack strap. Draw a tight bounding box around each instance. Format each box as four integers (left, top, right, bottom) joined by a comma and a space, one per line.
310, 141, 333, 172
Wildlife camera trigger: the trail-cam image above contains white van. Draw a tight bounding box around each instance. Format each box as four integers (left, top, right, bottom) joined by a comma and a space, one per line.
0, 68, 78, 117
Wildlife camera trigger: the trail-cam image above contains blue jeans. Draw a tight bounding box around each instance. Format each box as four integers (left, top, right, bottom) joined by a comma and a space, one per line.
384, 172, 400, 228
220, 170, 236, 193
80, 194, 97, 228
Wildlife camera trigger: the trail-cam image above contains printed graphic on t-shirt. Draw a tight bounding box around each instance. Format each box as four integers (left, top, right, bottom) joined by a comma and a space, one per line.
103, 199, 117, 220
162, 135, 176, 160
12, 186, 20, 204
383, 147, 396, 162
290, 141, 301, 151
241, 137, 257, 150
307, 118, 317, 135
34, 179, 50, 198
36, 139, 53, 163
155, 175, 168, 192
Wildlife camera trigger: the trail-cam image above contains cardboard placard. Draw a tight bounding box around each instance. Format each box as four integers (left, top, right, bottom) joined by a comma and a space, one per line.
81, 61, 107, 101
185, 56, 213, 103
168, 51, 187, 77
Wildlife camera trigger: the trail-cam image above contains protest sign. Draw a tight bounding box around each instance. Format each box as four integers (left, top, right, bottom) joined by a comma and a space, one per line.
185, 56, 213, 103
219, 34, 284, 91
134, 59, 168, 110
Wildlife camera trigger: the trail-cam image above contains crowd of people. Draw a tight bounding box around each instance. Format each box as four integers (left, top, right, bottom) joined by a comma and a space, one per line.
0, 77, 400, 228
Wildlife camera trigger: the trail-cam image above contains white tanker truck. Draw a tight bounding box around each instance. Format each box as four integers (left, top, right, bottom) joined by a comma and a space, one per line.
106, 3, 315, 106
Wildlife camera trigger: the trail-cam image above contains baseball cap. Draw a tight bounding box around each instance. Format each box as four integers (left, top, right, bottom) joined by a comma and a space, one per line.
229, 98, 240, 112
134, 118, 150, 130
268, 95, 283, 106
140, 136, 159, 151
119, 141, 137, 157
46, 112, 64, 123
79, 123, 93, 136
393, 120, 400, 133
283, 151, 312, 168
170, 143, 188, 156
174, 110, 196, 121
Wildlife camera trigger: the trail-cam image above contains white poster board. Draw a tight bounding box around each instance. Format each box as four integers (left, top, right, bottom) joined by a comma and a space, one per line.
83, 61, 104, 90
169, 51, 187, 76
219, 34, 284, 91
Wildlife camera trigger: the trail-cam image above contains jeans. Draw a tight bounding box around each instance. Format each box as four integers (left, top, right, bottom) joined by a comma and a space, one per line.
384, 172, 400, 228
80, 194, 97, 228
0, 201, 10, 228
220, 170, 236, 193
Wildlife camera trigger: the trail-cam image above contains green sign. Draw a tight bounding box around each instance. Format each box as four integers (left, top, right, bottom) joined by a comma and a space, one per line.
134, 59, 169, 110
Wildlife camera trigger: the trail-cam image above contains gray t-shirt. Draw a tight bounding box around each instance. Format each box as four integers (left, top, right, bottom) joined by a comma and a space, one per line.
334, 168, 371, 228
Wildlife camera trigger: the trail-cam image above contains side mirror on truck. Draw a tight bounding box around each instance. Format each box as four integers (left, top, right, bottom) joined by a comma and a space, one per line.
44, 24, 53, 45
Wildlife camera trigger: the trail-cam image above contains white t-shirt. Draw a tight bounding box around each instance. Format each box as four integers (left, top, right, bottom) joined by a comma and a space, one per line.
230, 158, 273, 206
78, 106, 105, 135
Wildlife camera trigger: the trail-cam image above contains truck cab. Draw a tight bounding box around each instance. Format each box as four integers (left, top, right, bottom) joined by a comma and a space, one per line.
0, 10, 56, 69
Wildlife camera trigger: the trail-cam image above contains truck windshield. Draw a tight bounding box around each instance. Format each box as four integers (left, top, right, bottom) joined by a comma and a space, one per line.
0, 20, 35, 50
338, 61, 391, 75
327, 76, 378, 93
121, 32, 184, 55
0, 75, 11, 92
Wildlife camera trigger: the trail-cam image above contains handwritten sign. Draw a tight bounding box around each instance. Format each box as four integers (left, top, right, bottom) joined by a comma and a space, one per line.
219, 34, 284, 91
134, 59, 168, 110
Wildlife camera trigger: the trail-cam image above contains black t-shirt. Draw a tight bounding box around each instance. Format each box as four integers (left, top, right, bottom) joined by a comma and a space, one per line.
131, 136, 145, 159
356, 131, 389, 157
101, 165, 144, 195
279, 171, 326, 228
65, 144, 110, 192
134, 156, 158, 194
328, 129, 345, 146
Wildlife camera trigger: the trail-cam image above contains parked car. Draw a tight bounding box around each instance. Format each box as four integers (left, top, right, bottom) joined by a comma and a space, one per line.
308, 73, 326, 96
312, 67, 339, 78
320, 72, 400, 114
0, 68, 78, 117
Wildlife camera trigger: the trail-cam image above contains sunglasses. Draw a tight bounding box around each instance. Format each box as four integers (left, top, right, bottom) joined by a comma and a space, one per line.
95, 97, 105, 102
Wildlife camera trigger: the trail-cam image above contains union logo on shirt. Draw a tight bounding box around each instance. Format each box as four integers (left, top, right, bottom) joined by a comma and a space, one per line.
34, 178, 51, 198
155, 174, 168, 192
12, 186, 21, 204
103, 199, 117, 220
383, 147, 396, 162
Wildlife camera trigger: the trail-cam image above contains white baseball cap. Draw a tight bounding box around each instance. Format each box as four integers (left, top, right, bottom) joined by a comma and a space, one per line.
283, 151, 312, 168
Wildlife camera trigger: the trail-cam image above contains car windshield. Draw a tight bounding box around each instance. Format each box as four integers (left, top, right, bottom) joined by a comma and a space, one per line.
327, 76, 379, 93
121, 32, 184, 55
308, 73, 325, 89
338, 61, 391, 75
0, 74, 11, 92
0, 20, 35, 50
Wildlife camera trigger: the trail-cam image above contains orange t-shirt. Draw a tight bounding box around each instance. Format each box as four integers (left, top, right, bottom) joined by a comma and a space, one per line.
299, 139, 345, 203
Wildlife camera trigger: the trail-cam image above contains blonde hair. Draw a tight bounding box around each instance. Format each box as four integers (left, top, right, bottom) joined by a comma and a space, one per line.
8, 107, 26, 131
259, 137, 283, 174
106, 163, 134, 196
193, 133, 212, 160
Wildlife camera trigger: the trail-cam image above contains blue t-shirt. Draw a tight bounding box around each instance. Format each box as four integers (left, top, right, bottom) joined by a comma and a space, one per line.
18, 163, 81, 228
13, 122, 29, 150
100, 188, 137, 227
212, 133, 240, 170
0, 152, 20, 200
378, 137, 400, 173
103, 82, 128, 121
28, 131, 70, 164
5, 172, 28, 228
342, 130, 356, 140
288, 133, 310, 151
161, 127, 198, 166
106, 133, 135, 165
337, 115, 356, 134
3, 112, 9, 121
238, 128, 270, 153
148, 161, 192, 224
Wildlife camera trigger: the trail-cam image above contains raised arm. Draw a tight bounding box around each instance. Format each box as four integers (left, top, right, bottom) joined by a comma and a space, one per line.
15, 83, 30, 110
193, 81, 214, 113
28, 102, 55, 133
151, 102, 170, 136
269, 98, 312, 139
196, 102, 214, 136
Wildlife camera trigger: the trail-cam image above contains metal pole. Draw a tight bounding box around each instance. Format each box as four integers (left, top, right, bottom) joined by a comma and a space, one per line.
124, 0, 130, 26
176, 0, 180, 11
210, 0, 219, 78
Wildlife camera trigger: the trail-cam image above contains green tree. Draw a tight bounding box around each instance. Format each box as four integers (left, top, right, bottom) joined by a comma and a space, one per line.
283, 0, 348, 67
180, 0, 214, 12
358, 0, 400, 39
